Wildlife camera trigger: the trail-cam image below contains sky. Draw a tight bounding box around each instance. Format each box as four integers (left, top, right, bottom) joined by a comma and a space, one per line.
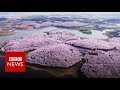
0, 12, 120, 18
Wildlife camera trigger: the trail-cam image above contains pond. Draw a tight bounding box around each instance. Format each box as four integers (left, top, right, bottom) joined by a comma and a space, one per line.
0, 26, 114, 48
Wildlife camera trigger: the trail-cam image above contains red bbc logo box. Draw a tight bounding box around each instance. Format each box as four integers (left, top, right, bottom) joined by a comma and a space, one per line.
5, 52, 26, 72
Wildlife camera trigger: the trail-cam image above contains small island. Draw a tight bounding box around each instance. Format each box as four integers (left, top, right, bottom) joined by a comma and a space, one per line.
79, 29, 92, 34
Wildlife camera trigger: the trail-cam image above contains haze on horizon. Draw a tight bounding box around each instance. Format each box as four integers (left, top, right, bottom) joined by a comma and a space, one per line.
0, 12, 120, 18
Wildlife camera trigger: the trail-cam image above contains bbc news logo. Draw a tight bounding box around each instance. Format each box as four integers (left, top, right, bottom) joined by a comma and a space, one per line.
8, 57, 23, 67
5, 52, 26, 72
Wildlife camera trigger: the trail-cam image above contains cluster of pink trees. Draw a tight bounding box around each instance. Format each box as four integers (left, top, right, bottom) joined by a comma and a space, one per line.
46, 31, 80, 42
53, 21, 88, 27
4, 35, 61, 52
16, 21, 88, 30
80, 38, 120, 78
66, 39, 118, 50
27, 44, 82, 67
81, 63, 120, 78
38, 21, 53, 27
81, 49, 120, 78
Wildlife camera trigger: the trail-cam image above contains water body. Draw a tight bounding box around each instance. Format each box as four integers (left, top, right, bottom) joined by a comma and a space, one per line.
0, 56, 4, 72
60, 29, 108, 39
0, 27, 114, 48
0, 27, 56, 48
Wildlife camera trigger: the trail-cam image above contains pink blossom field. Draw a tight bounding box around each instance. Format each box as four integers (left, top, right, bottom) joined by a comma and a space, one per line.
0, 12, 120, 78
